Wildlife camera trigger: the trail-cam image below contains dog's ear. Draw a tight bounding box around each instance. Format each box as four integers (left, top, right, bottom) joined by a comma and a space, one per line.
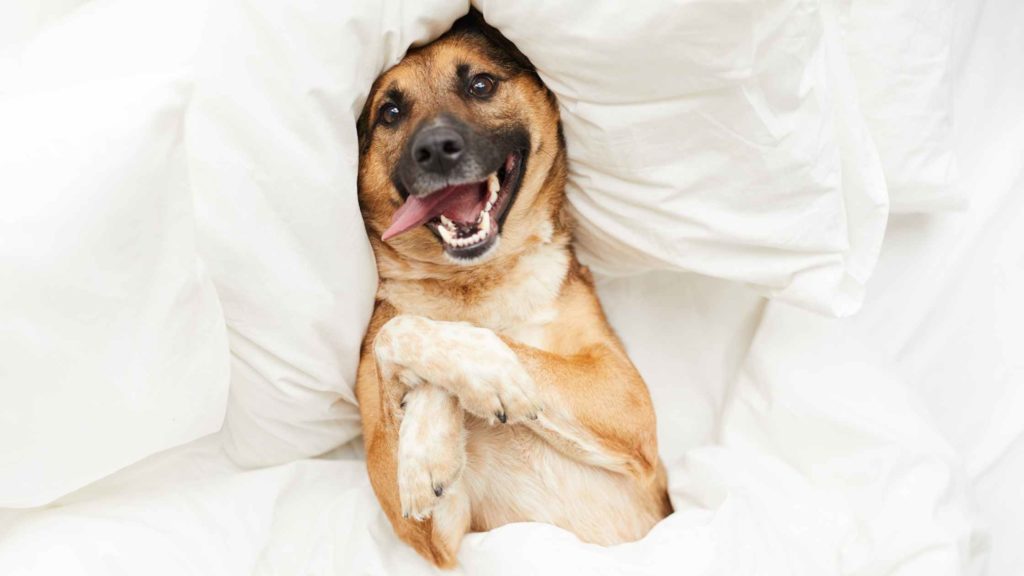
356, 103, 371, 155
450, 8, 536, 75
356, 76, 386, 155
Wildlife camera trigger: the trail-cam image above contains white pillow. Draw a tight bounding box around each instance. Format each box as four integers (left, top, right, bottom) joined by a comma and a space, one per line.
0, 0, 87, 53
0, 0, 228, 507
186, 0, 469, 467
837, 0, 958, 212
477, 0, 889, 316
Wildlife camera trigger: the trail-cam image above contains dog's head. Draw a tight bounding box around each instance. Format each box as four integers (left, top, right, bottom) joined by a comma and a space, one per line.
357, 10, 566, 272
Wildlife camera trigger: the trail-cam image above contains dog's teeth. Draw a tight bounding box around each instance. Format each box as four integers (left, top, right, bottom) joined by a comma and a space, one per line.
442, 214, 493, 250
440, 215, 454, 230
488, 173, 500, 197
438, 224, 454, 244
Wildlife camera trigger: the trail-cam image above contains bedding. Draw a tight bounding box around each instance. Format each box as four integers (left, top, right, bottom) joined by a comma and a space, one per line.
837, 0, 959, 212
479, 0, 888, 317
846, 2, 1024, 572
0, 266, 983, 575
184, 0, 464, 468
1, 0, 1018, 575
0, 279, 977, 575
0, 0, 86, 52
0, 0, 228, 507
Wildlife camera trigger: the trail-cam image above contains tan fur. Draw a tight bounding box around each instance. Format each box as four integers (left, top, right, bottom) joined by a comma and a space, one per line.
355, 17, 670, 569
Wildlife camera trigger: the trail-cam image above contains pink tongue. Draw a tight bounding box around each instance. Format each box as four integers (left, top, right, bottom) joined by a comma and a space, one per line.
381, 182, 487, 241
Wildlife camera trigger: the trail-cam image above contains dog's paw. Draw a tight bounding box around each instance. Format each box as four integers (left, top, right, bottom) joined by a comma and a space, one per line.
375, 315, 543, 426
444, 345, 541, 426
397, 386, 466, 521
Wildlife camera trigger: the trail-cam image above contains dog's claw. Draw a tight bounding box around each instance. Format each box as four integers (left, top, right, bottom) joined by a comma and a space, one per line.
433, 483, 445, 497
495, 410, 507, 424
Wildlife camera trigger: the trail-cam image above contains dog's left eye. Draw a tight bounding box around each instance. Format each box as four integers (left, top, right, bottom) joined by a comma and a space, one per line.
379, 103, 401, 126
467, 74, 496, 98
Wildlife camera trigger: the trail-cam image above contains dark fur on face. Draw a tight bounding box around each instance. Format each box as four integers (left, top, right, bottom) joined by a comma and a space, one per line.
356, 9, 568, 269
356, 10, 540, 153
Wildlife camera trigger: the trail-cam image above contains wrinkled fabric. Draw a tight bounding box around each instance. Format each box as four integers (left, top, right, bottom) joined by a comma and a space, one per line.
837, 0, 958, 212
0, 0, 228, 507
478, 0, 888, 316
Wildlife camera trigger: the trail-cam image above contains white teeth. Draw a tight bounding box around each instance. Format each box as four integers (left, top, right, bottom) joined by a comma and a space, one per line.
487, 172, 500, 199
437, 223, 454, 244
438, 184, 496, 249
444, 222, 488, 248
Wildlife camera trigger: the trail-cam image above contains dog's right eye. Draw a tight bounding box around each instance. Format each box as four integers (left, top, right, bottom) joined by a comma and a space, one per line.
467, 74, 496, 98
379, 103, 401, 126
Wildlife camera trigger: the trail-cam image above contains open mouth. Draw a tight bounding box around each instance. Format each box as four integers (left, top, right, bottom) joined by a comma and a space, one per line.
382, 151, 524, 261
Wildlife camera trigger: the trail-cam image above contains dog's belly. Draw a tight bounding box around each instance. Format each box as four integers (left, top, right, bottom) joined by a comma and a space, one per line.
459, 417, 663, 545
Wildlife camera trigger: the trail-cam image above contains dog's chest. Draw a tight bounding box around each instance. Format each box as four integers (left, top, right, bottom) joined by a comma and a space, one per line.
498, 305, 558, 348
387, 292, 559, 350
380, 243, 569, 350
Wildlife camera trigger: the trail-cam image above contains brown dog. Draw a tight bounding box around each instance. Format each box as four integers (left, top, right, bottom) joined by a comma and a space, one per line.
355, 11, 671, 568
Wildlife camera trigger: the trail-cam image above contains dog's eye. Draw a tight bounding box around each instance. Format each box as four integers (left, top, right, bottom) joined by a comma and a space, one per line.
379, 103, 401, 126
467, 74, 496, 98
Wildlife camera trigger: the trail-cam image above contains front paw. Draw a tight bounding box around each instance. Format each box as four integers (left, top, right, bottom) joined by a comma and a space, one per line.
444, 348, 541, 426
397, 386, 465, 521
375, 315, 542, 425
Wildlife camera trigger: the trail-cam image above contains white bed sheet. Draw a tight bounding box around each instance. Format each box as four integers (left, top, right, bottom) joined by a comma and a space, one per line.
846, 0, 1024, 573
0, 281, 974, 576
1, 1, 1021, 575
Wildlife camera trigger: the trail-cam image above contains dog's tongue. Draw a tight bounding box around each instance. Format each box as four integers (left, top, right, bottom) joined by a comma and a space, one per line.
382, 182, 486, 241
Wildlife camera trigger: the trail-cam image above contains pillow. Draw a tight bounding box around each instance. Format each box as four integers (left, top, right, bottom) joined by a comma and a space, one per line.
476, 0, 889, 316
0, 0, 87, 53
0, 0, 228, 507
836, 0, 958, 212
185, 0, 469, 467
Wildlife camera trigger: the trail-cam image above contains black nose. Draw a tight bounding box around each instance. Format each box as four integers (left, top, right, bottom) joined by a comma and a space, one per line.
411, 126, 465, 175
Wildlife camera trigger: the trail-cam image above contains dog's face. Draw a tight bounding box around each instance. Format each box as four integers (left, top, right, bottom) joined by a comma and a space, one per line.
357, 13, 565, 269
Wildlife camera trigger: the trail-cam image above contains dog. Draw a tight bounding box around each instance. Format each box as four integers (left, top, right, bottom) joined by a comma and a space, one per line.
355, 10, 671, 568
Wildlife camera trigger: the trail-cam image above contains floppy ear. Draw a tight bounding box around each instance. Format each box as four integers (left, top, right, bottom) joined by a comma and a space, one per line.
450, 8, 536, 74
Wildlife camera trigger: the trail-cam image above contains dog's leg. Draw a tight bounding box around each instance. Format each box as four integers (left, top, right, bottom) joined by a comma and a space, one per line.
397, 385, 470, 524
374, 314, 659, 481
360, 338, 470, 568
505, 342, 660, 479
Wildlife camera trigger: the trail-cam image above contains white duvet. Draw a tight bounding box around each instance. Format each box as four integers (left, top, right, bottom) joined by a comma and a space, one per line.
2, 0, 1021, 575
